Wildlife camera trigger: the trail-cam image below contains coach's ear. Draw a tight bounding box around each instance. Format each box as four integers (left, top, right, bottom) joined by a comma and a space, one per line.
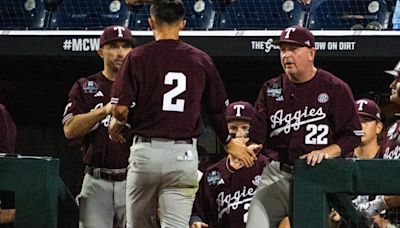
308, 47, 316, 61
97, 48, 104, 59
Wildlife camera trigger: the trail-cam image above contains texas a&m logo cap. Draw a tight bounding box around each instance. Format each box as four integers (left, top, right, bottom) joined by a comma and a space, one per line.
100, 26, 134, 47
274, 25, 315, 48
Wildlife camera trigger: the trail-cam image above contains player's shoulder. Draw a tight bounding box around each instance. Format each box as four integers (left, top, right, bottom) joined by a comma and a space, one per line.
263, 74, 283, 88
182, 41, 208, 54
257, 154, 269, 163
71, 72, 103, 92
202, 159, 228, 186
175, 40, 213, 63
130, 42, 151, 55
316, 68, 348, 86
75, 72, 102, 84
0, 104, 8, 117
205, 158, 226, 173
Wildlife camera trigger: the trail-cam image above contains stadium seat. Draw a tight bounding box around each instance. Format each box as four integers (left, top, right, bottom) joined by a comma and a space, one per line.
48, 0, 129, 29
126, 3, 150, 30
0, 0, 47, 29
392, 0, 400, 29
307, 0, 391, 30
214, 0, 305, 30
183, 0, 214, 30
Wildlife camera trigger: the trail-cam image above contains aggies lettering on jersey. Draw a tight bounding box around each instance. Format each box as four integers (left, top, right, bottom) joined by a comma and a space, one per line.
193, 155, 268, 228
62, 72, 130, 169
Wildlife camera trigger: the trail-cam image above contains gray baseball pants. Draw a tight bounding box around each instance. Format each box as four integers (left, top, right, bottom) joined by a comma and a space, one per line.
126, 137, 199, 228
78, 174, 126, 228
246, 160, 292, 228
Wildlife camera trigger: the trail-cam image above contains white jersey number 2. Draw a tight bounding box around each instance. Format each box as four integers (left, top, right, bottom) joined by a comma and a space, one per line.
305, 124, 328, 145
162, 72, 186, 112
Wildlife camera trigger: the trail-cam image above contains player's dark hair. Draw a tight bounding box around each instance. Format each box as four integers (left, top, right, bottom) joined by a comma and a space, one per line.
150, 0, 185, 24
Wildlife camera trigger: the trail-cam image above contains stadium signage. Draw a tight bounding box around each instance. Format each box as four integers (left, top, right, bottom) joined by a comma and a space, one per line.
250, 38, 279, 53
315, 41, 356, 51
0, 31, 399, 57
62, 38, 100, 52
251, 39, 357, 53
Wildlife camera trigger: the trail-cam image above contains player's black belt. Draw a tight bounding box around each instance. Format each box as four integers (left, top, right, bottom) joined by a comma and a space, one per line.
279, 162, 294, 174
135, 136, 193, 144
85, 166, 127, 182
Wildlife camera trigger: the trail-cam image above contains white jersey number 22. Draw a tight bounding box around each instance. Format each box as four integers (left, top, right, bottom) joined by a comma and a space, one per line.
305, 124, 328, 145
162, 72, 186, 112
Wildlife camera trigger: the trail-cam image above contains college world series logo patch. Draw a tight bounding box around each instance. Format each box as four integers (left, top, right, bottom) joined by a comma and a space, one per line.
207, 171, 221, 185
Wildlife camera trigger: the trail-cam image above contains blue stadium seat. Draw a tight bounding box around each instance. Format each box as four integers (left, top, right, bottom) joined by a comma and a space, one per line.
215, 0, 305, 30
48, 0, 129, 29
0, 0, 46, 29
392, 0, 400, 29
126, 3, 150, 30
307, 0, 390, 30
183, 0, 214, 30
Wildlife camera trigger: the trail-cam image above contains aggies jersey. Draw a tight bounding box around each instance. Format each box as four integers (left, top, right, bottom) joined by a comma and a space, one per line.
192, 155, 268, 228
249, 69, 362, 164
62, 72, 130, 168
382, 120, 400, 224
111, 40, 229, 141
383, 120, 400, 160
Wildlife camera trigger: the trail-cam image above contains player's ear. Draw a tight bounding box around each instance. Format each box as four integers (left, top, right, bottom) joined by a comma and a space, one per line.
148, 17, 155, 30
179, 19, 186, 30
376, 121, 383, 135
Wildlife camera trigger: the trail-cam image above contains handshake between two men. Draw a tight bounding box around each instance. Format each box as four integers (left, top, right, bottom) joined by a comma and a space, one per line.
225, 138, 262, 168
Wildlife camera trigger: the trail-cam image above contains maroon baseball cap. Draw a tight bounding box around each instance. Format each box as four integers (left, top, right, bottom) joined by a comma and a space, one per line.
384, 60, 400, 78
355, 99, 381, 121
225, 101, 254, 121
274, 25, 315, 48
100, 26, 133, 47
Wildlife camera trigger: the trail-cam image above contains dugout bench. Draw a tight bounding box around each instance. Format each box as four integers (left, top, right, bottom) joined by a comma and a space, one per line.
293, 159, 400, 227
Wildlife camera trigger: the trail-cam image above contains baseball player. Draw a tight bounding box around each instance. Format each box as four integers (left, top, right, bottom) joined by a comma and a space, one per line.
330, 98, 384, 227
108, 0, 257, 227
190, 101, 269, 228
350, 99, 384, 159
245, 26, 362, 228
355, 60, 400, 226
62, 26, 134, 228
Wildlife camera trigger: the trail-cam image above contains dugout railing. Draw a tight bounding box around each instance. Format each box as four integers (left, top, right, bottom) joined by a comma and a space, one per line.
293, 158, 400, 227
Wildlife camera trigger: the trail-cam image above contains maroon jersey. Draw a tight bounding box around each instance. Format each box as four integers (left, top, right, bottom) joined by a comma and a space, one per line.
0, 104, 17, 153
62, 72, 130, 168
383, 120, 400, 160
111, 40, 229, 141
249, 69, 362, 164
192, 155, 268, 228
344, 146, 385, 158
382, 120, 400, 224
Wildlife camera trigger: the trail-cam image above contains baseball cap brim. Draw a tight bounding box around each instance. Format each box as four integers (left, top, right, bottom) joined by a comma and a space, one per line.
358, 112, 380, 121
384, 70, 400, 77
226, 116, 251, 122
101, 38, 134, 47
273, 39, 308, 47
